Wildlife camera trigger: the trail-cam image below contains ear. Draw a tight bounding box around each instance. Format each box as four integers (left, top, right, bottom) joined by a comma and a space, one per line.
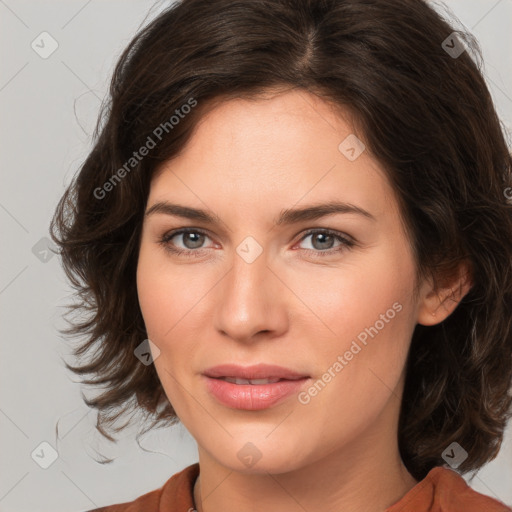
416, 260, 473, 326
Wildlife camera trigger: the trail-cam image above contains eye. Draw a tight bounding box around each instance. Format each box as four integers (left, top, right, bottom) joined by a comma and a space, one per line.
158, 227, 356, 258
296, 229, 355, 258
159, 228, 213, 256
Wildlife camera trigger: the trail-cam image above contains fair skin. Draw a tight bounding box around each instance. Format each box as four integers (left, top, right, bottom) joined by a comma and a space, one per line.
136, 88, 472, 512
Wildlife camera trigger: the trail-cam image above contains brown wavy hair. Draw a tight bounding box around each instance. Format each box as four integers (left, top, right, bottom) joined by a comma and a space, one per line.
50, 0, 512, 480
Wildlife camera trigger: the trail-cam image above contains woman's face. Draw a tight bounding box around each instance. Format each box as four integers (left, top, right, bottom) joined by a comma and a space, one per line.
137, 89, 429, 474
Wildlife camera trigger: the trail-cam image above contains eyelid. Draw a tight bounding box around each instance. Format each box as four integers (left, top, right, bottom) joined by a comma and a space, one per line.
160, 227, 353, 245
298, 228, 355, 246
158, 227, 357, 258
159, 227, 215, 250
160, 227, 212, 239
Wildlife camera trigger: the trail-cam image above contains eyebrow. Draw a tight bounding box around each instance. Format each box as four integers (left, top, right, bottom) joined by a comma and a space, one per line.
145, 200, 376, 225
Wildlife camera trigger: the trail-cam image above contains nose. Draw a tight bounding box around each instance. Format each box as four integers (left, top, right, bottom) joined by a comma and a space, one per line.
213, 242, 288, 344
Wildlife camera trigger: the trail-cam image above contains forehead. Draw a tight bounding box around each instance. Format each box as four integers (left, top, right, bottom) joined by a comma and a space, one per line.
148, 89, 399, 223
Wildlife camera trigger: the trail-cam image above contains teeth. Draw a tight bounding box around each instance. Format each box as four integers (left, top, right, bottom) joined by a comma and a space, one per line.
221, 377, 282, 385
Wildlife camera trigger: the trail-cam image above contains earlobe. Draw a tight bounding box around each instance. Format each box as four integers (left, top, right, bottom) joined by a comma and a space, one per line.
416, 260, 473, 326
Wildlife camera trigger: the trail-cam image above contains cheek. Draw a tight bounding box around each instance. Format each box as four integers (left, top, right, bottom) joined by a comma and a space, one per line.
136, 255, 168, 339
136, 248, 199, 406
136, 244, 181, 349
302, 245, 416, 393
305, 252, 413, 338
136, 246, 217, 388
136, 244, 201, 338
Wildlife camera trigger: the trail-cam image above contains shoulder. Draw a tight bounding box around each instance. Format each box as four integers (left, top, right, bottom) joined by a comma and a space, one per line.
84, 462, 200, 512
387, 465, 511, 512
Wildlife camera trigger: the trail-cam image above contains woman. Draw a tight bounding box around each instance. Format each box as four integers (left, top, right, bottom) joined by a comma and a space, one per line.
51, 0, 512, 510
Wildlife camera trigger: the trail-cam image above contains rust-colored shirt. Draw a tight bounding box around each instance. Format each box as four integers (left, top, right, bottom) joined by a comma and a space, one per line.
88, 463, 511, 512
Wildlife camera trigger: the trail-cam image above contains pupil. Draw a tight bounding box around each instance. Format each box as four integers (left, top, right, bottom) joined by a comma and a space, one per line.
181, 233, 334, 250
314, 233, 333, 250
185, 232, 204, 249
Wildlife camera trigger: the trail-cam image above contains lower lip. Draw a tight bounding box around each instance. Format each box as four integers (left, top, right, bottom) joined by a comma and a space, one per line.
203, 376, 310, 410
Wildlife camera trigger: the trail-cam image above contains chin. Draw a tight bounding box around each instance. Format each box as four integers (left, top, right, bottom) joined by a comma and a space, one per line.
199, 433, 315, 475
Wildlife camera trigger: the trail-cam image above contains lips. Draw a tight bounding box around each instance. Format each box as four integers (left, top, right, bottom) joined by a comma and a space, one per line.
219, 377, 282, 385
202, 365, 311, 410
202, 363, 309, 381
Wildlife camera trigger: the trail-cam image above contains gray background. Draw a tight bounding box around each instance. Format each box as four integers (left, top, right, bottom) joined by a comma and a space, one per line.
1, 1, 511, 511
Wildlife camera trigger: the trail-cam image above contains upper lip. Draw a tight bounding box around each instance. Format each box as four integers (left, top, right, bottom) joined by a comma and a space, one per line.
203, 364, 309, 380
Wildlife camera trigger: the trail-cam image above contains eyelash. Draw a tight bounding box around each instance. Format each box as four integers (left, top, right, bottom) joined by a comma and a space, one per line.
158, 228, 356, 259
